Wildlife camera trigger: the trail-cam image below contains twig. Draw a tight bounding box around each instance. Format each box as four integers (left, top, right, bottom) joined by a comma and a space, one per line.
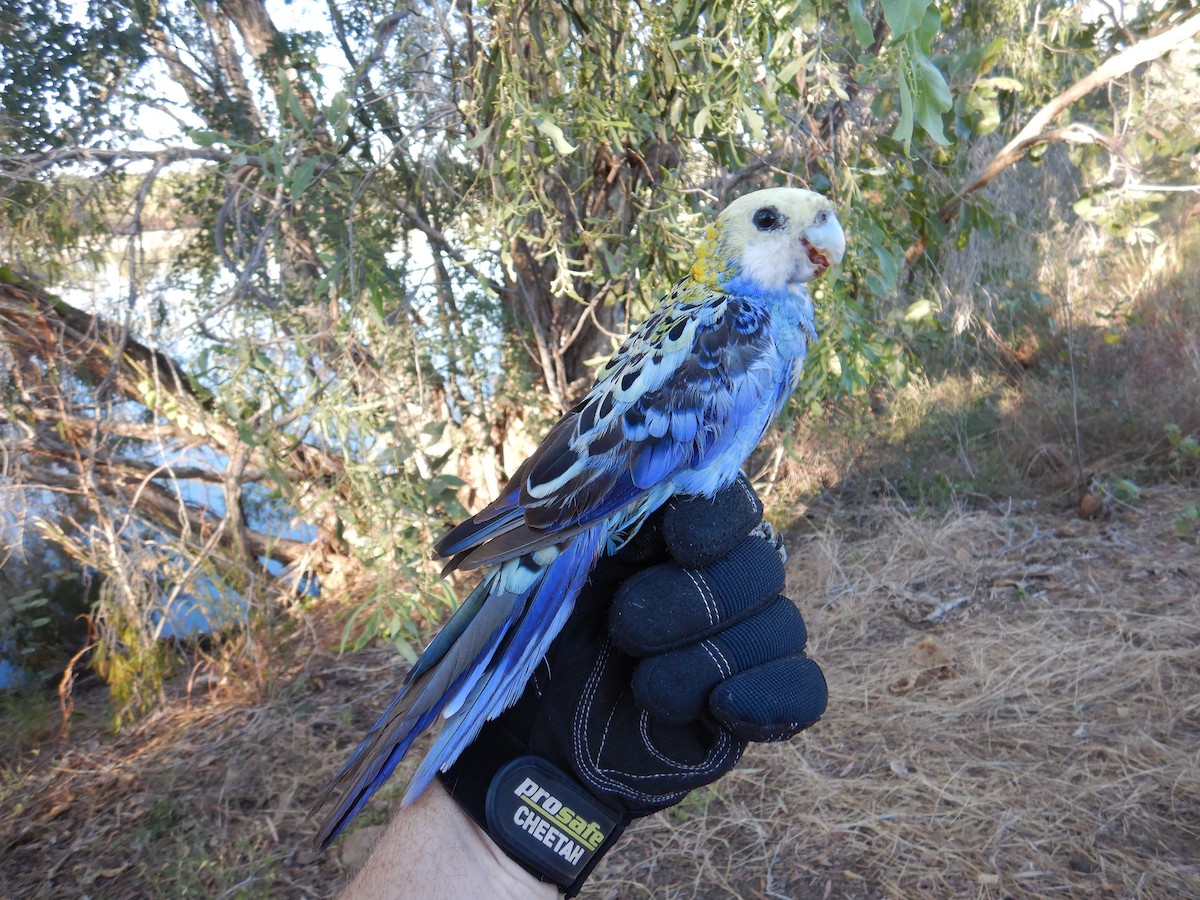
925, 596, 971, 622
904, 10, 1200, 268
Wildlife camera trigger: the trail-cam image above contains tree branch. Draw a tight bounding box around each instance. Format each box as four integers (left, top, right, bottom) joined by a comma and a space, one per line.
389, 194, 508, 297
215, 0, 330, 142
0, 273, 352, 553
904, 10, 1200, 268
20, 464, 311, 566
1, 409, 191, 443
2, 433, 271, 484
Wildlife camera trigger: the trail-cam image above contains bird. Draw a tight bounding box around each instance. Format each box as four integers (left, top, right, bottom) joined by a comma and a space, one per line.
311, 187, 846, 847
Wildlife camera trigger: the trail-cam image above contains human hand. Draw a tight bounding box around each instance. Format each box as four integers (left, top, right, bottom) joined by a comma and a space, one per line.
440, 475, 827, 896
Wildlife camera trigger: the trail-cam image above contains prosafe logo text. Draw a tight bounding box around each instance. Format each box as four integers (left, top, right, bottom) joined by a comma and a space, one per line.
511, 775, 608, 866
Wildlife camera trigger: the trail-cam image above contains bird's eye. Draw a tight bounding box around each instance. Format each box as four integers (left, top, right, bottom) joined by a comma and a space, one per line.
814, 210, 830, 226
752, 206, 784, 231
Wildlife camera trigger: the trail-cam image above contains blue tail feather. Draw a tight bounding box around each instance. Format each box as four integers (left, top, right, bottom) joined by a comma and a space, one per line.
312, 527, 606, 845
312, 572, 529, 847
403, 525, 605, 803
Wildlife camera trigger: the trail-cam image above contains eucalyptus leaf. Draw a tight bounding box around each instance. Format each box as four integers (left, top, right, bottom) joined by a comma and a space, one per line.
895, 65, 915, 149
915, 53, 952, 112
849, 0, 876, 47
535, 117, 577, 155
882, 0, 931, 37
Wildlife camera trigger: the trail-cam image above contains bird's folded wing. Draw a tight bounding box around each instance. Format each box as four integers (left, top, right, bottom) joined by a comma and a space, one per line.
435, 291, 775, 573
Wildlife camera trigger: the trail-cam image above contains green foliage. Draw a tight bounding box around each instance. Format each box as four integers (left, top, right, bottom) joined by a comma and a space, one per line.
91, 605, 178, 727
885, 0, 954, 148
1165, 423, 1200, 475
3, 0, 1196, 711
0, 689, 54, 757
0, 1, 147, 152
1174, 503, 1200, 541
1111, 477, 1142, 504
8, 590, 52, 635
1073, 192, 1163, 245
0, 542, 94, 678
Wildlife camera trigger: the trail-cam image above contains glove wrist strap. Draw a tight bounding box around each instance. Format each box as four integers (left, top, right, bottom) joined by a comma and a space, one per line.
440, 732, 627, 897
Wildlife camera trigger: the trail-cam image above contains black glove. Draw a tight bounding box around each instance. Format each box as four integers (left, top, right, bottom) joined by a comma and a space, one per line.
440, 476, 827, 896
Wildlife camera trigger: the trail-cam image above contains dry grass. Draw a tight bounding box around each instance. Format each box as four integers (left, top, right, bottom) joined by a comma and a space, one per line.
591, 486, 1200, 898
1005, 209, 1200, 479
3, 485, 1199, 898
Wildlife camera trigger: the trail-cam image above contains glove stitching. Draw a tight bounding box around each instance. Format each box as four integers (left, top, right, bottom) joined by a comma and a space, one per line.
735, 475, 756, 511
573, 638, 610, 788
573, 641, 671, 803
639, 711, 688, 768
636, 711, 722, 772
684, 568, 718, 626
574, 644, 734, 800
592, 687, 622, 765
573, 638, 610, 766
632, 710, 737, 778
637, 711, 672, 765
701, 638, 733, 678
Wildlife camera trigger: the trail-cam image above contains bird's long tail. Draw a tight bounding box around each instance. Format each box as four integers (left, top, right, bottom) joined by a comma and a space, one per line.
311, 525, 605, 847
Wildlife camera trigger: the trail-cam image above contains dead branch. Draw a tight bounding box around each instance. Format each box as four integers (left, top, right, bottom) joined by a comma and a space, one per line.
0, 275, 343, 479
2, 409, 195, 442
1, 433, 271, 485
0, 273, 354, 568
20, 464, 311, 566
905, 10, 1200, 268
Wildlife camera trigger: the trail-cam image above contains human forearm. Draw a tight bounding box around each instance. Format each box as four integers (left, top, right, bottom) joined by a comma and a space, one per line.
339, 780, 556, 900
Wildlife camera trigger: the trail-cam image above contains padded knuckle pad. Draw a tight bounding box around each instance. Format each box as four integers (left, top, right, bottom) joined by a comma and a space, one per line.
710, 656, 828, 742
662, 475, 763, 568
609, 536, 786, 656
629, 598, 809, 724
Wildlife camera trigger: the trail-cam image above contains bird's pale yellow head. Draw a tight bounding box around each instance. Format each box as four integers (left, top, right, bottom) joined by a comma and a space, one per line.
691, 188, 846, 293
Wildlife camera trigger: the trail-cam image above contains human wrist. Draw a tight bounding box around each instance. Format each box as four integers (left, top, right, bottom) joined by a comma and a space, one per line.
339, 780, 555, 900
447, 781, 559, 900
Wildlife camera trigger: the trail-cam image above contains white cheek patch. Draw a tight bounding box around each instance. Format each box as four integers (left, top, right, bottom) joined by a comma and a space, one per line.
789, 256, 818, 285
738, 238, 796, 291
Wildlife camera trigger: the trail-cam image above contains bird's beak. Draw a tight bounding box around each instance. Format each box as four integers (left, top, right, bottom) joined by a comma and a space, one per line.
802, 216, 847, 276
